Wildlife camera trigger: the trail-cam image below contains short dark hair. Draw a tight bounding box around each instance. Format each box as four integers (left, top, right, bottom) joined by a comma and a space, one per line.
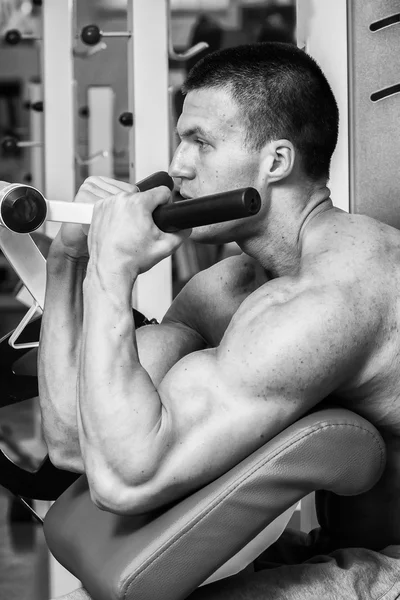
182, 43, 339, 182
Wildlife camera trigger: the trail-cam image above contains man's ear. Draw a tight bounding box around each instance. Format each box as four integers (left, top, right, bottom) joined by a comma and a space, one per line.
261, 140, 296, 183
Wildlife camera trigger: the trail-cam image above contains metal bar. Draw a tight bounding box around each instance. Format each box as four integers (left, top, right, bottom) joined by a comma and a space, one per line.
88, 86, 114, 177
15, 496, 44, 525
0, 228, 46, 310
104, 31, 131, 38
28, 80, 44, 191
18, 141, 42, 148
41, 4, 81, 596
42, 0, 76, 238
127, 0, 172, 321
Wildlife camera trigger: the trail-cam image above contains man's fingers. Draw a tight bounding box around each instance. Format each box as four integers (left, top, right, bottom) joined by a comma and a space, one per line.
157, 228, 192, 259
140, 186, 172, 212
79, 180, 116, 199
79, 177, 133, 200
52, 587, 92, 600
77, 186, 106, 201
85, 176, 136, 195
97, 176, 137, 193
0, 181, 10, 192
78, 178, 168, 208
180, 227, 192, 241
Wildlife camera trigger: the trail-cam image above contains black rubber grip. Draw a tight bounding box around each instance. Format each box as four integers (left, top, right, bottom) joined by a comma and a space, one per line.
136, 171, 174, 192
153, 188, 261, 233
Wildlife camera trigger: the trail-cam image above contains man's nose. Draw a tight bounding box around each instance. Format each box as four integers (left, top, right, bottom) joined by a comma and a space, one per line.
169, 144, 195, 180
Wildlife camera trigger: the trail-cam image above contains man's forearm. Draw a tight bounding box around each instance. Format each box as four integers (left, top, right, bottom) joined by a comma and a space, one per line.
78, 263, 165, 496
38, 245, 87, 471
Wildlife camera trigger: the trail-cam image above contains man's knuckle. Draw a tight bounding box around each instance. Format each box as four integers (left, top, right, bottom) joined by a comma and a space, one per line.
86, 176, 100, 185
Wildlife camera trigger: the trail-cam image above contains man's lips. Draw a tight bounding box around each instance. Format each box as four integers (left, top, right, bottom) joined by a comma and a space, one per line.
178, 191, 193, 200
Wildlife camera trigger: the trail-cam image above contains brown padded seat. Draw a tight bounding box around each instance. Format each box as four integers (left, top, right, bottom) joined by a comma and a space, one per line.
43, 407, 386, 600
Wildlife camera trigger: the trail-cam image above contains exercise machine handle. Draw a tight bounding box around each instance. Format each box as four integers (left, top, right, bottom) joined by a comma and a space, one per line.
154, 188, 260, 233
0, 172, 261, 234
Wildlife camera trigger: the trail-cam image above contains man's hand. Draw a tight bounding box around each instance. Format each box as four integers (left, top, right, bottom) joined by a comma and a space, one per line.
0, 180, 10, 191
0, 180, 12, 210
87, 185, 191, 278
51, 588, 92, 600
53, 176, 138, 261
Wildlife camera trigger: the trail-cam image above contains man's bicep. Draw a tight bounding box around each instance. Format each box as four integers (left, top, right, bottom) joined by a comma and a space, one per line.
136, 321, 207, 387
153, 345, 292, 501
136, 275, 208, 387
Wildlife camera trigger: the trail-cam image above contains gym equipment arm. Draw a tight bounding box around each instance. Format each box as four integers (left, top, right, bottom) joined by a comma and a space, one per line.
0, 176, 260, 234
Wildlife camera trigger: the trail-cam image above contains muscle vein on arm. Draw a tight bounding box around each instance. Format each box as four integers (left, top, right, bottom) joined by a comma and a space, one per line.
38, 250, 87, 470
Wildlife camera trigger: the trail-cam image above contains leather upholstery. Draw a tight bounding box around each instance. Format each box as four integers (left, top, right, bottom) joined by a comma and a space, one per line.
43, 407, 386, 600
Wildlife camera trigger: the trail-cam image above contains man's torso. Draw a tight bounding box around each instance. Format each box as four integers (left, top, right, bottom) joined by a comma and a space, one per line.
185, 211, 400, 548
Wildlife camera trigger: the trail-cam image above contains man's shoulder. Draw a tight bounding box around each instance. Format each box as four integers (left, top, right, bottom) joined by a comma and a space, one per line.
296, 210, 400, 333
304, 210, 400, 282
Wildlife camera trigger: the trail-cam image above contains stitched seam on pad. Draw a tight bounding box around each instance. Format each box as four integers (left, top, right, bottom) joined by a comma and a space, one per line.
124, 422, 385, 598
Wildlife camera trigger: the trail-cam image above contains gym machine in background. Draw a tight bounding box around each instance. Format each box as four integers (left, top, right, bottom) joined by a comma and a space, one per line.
297, 0, 400, 228
0, 0, 209, 597
1, 0, 209, 321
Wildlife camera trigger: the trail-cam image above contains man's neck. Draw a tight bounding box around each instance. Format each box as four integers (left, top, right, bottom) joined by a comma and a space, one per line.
238, 184, 333, 279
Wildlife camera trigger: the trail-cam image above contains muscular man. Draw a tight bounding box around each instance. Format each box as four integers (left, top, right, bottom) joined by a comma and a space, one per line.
40, 43, 400, 599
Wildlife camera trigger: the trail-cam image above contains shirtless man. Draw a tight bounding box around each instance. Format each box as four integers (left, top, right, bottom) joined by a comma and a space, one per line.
39, 43, 400, 599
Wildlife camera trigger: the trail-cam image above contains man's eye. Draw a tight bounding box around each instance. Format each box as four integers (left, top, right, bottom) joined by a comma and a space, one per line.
195, 139, 208, 149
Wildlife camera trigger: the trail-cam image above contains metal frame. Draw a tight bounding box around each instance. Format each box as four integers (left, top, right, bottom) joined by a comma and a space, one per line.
28, 79, 44, 191
42, 0, 76, 238
88, 86, 115, 177
127, 0, 173, 321
41, 2, 81, 596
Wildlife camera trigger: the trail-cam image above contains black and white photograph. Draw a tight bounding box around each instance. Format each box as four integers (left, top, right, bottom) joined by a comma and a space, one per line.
0, 1, 399, 599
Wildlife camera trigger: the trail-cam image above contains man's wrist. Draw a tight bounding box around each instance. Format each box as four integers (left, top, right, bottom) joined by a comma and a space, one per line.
84, 259, 138, 297
48, 238, 89, 270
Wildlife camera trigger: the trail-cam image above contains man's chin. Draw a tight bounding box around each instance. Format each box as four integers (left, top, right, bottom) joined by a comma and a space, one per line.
189, 225, 235, 245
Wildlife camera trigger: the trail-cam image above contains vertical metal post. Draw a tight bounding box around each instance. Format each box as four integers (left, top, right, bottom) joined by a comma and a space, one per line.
296, 0, 349, 213
42, 0, 76, 238
28, 79, 44, 191
88, 86, 114, 177
127, 0, 172, 321
41, 4, 81, 596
